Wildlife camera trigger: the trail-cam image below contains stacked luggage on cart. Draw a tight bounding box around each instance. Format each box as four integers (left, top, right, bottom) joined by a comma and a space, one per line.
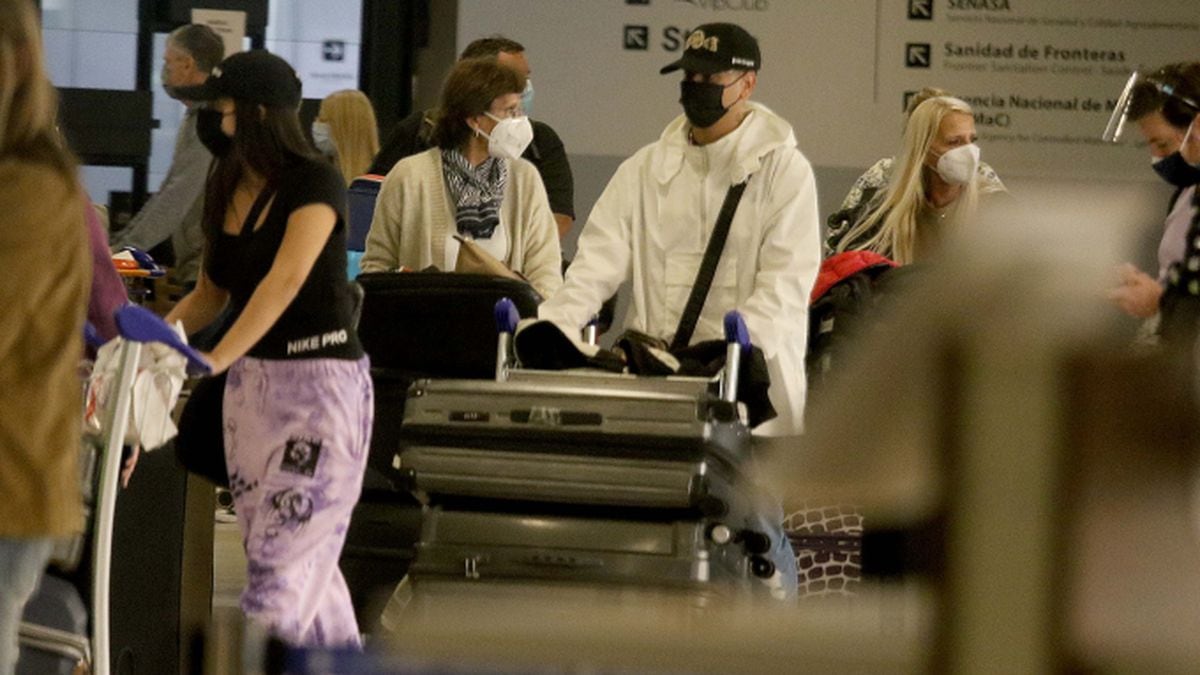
366, 292, 788, 613
340, 272, 547, 624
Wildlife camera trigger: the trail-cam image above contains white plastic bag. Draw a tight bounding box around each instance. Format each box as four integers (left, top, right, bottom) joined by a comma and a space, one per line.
84, 321, 188, 451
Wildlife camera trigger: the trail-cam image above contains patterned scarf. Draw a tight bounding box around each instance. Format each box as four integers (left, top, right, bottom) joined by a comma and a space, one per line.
441, 148, 507, 239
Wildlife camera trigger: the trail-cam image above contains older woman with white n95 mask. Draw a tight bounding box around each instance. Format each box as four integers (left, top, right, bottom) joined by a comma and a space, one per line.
360, 57, 562, 299
826, 95, 1008, 265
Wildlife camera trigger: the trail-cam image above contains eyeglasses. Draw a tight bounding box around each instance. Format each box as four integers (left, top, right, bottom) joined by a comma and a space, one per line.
489, 103, 524, 119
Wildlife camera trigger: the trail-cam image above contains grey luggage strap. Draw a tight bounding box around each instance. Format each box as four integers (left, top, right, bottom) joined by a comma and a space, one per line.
670, 177, 751, 352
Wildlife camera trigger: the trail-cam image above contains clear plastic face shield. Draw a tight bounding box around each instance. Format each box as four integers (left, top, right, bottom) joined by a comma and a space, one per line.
1102, 69, 1200, 142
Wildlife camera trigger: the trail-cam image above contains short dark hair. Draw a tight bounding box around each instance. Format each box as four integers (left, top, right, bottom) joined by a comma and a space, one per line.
459, 36, 525, 61
169, 24, 225, 74
1129, 62, 1200, 129
429, 58, 524, 150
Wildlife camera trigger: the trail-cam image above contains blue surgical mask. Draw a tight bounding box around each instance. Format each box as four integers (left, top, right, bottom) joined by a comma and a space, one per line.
311, 120, 335, 155
521, 79, 534, 119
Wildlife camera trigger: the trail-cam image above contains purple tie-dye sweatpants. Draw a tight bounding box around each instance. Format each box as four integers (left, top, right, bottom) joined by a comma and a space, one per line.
222, 355, 373, 647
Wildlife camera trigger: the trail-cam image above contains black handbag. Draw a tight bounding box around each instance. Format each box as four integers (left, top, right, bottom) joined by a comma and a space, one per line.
174, 372, 229, 488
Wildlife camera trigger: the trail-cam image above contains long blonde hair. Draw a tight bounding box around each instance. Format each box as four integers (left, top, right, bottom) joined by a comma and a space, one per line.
0, 0, 76, 180
837, 96, 980, 264
317, 89, 380, 184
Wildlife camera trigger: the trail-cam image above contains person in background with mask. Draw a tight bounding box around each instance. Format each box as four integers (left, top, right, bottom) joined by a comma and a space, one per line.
369, 36, 576, 240
313, 89, 379, 186
827, 96, 1007, 264
826, 86, 1005, 259
1108, 62, 1200, 325
109, 23, 224, 288
537, 23, 816, 597
360, 57, 562, 299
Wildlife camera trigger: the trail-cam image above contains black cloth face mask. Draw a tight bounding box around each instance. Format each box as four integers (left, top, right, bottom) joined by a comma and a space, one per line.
679, 73, 746, 130
195, 107, 232, 158
1153, 151, 1200, 188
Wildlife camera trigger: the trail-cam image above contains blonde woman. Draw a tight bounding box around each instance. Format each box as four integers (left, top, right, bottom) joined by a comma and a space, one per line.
0, 0, 91, 670
312, 89, 380, 185
827, 96, 1007, 264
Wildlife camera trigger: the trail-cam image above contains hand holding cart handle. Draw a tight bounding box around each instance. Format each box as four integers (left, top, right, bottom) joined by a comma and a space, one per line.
114, 304, 211, 375
494, 298, 520, 381
583, 315, 599, 346
722, 311, 749, 404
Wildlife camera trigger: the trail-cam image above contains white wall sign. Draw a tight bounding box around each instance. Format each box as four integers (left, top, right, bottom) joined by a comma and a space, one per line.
264, 0, 362, 101
191, 8, 246, 58
458, 0, 1200, 180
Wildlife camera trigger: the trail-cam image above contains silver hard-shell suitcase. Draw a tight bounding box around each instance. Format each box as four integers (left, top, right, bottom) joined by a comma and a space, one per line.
408, 507, 772, 592
396, 374, 751, 512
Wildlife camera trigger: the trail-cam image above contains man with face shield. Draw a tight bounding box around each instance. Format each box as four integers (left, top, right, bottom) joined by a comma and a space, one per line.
108, 24, 224, 288
1106, 63, 1200, 328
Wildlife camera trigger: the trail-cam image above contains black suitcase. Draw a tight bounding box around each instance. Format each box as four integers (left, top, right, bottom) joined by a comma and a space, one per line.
356, 272, 542, 379
338, 480, 424, 631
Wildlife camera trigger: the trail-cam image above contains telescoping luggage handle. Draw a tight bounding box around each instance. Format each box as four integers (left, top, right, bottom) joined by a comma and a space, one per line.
722, 310, 750, 404
494, 297, 520, 380
92, 305, 210, 675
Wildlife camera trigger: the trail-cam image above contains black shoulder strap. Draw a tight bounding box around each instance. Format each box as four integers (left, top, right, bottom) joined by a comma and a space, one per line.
670, 178, 750, 352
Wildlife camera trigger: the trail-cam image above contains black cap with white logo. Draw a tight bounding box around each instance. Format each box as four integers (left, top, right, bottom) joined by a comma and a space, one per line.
660, 23, 762, 75
176, 50, 302, 108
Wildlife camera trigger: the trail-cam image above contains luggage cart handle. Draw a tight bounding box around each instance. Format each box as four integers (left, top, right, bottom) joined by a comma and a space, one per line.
114, 304, 211, 375
94, 304, 208, 675
494, 298, 520, 380
722, 311, 750, 404
494, 297, 520, 335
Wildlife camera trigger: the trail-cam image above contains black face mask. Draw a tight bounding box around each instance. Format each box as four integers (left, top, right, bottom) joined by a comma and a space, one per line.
161, 65, 184, 101
1152, 151, 1200, 188
195, 107, 232, 158
680, 79, 738, 130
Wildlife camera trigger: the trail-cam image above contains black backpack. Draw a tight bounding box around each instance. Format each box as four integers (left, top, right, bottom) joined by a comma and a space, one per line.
806, 252, 906, 391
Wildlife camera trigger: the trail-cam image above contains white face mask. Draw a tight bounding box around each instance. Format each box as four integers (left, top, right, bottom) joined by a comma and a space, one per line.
311, 120, 335, 155
477, 112, 534, 161
933, 143, 980, 185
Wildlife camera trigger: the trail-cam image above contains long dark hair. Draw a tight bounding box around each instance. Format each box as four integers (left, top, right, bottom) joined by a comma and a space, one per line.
201, 101, 317, 269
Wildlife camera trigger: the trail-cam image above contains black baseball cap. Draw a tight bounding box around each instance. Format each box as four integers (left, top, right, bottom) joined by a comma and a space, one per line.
660, 23, 762, 75
176, 50, 302, 108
